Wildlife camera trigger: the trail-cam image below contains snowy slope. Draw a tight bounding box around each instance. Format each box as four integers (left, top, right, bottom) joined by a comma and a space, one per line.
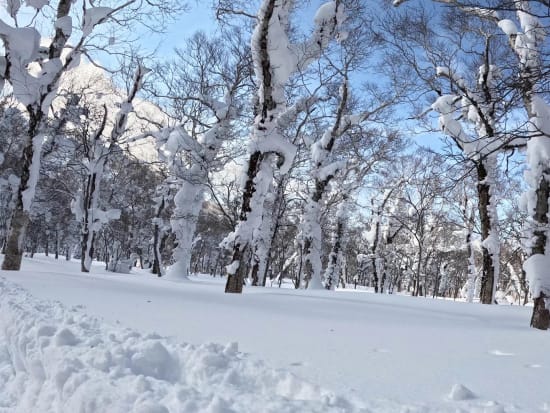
2, 255, 550, 412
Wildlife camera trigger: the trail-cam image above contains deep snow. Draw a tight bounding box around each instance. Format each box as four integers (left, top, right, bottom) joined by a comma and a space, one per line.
2, 254, 550, 412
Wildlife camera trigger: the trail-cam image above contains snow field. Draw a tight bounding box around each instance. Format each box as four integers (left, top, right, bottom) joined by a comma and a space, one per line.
2, 255, 550, 412
0, 278, 360, 413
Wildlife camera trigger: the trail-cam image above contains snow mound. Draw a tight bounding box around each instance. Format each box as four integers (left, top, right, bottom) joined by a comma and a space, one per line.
0, 278, 359, 413
448, 384, 476, 401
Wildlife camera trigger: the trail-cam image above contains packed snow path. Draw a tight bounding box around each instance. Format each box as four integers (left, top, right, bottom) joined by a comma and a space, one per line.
2, 255, 550, 412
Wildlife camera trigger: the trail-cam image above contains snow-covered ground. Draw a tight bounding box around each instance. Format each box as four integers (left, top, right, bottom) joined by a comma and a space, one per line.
2, 255, 549, 412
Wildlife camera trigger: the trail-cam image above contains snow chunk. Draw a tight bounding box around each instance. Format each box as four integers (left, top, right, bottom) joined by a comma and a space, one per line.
255, 135, 297, 175
498, 19, 518, 36
55, 328, 79, 346
448, 384, 476, 401
314, 1, 336, 26
55, 15, 73, 37
130, 341, 179, 382
436, 66, 450, 77
226, 260, 240, 276
21, 134, 46, 211
82, 6, 113, 37
523, 254, 550, 297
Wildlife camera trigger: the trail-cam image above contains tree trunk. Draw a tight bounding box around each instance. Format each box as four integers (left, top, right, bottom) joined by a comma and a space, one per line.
1, 206, 30, 270
530, 293, 550, 330
1, 131, 38, 271
529, 171, 550, 328
477, 162, 497, 304
225, 151, 263, 293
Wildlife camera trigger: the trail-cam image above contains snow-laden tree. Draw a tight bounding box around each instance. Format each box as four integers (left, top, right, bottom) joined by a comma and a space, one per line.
0, 99, 27, 251
151, 183, 172, 277
392, 0, 550, 329
497, 3, 550, 328
431, 59, 503, 304
150, 31, 252, 280
223, 0, 345, 293
0, 0, 184, 271
364, 183, 404, 293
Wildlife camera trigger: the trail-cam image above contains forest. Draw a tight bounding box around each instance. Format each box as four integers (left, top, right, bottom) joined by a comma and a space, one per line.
1, 0, 550, 332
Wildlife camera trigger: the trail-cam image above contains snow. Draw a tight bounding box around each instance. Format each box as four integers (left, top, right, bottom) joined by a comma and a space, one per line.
82, 7, 113, 37
0, 274, 357, 413
448, 384, 476, 401
498, 19, 518, 36
254, 134, 298, 175
523, 254, 550, 297
54, 15, 73, 37
314, 1, 336, 25
2, 255, 549, 412
21, 134, 45, 211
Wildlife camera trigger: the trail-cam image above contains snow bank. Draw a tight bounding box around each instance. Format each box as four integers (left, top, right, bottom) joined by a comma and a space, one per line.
0, 278, 358, 413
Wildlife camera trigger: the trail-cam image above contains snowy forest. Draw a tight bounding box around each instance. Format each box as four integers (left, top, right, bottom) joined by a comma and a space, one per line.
2, 0, 550, 411
1, 0, 550, 328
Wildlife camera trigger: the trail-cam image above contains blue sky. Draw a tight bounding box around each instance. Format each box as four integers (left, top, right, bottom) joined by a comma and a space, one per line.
144, 4, 218, 55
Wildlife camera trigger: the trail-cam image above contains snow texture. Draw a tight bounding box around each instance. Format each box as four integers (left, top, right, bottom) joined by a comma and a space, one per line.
0, 277, 359, 413
3, 256, 549, 412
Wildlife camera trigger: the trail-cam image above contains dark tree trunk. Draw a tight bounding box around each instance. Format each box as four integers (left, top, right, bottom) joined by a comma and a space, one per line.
530, 171, 550, 329
81, 228, 90, 273
530, 293, 550, 330
45, 232, 49, 257
477, 161, 497, 304
54, 229, 59, 259
1, 118, 39, 271
225, 151, 263, 294
325, 219, 343, 290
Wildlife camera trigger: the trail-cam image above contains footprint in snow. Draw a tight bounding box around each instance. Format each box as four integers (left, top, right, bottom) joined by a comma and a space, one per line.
372, 348, 390, 353
289, 362, 303, 367
489, 350, 515, 356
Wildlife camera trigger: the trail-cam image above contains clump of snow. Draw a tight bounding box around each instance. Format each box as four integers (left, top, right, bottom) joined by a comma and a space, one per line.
448, 384, 476, 401
523, 254, 550, 297
0, 278, 360, 412
21, 134, 46, 211
436, 66, 450, 77
82, 7, 113, 37
498, 19, 518, 36
55, 15, 73, 38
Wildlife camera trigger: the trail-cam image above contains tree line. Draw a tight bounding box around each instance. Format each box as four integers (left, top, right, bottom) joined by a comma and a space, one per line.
0, 0, 549, 329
